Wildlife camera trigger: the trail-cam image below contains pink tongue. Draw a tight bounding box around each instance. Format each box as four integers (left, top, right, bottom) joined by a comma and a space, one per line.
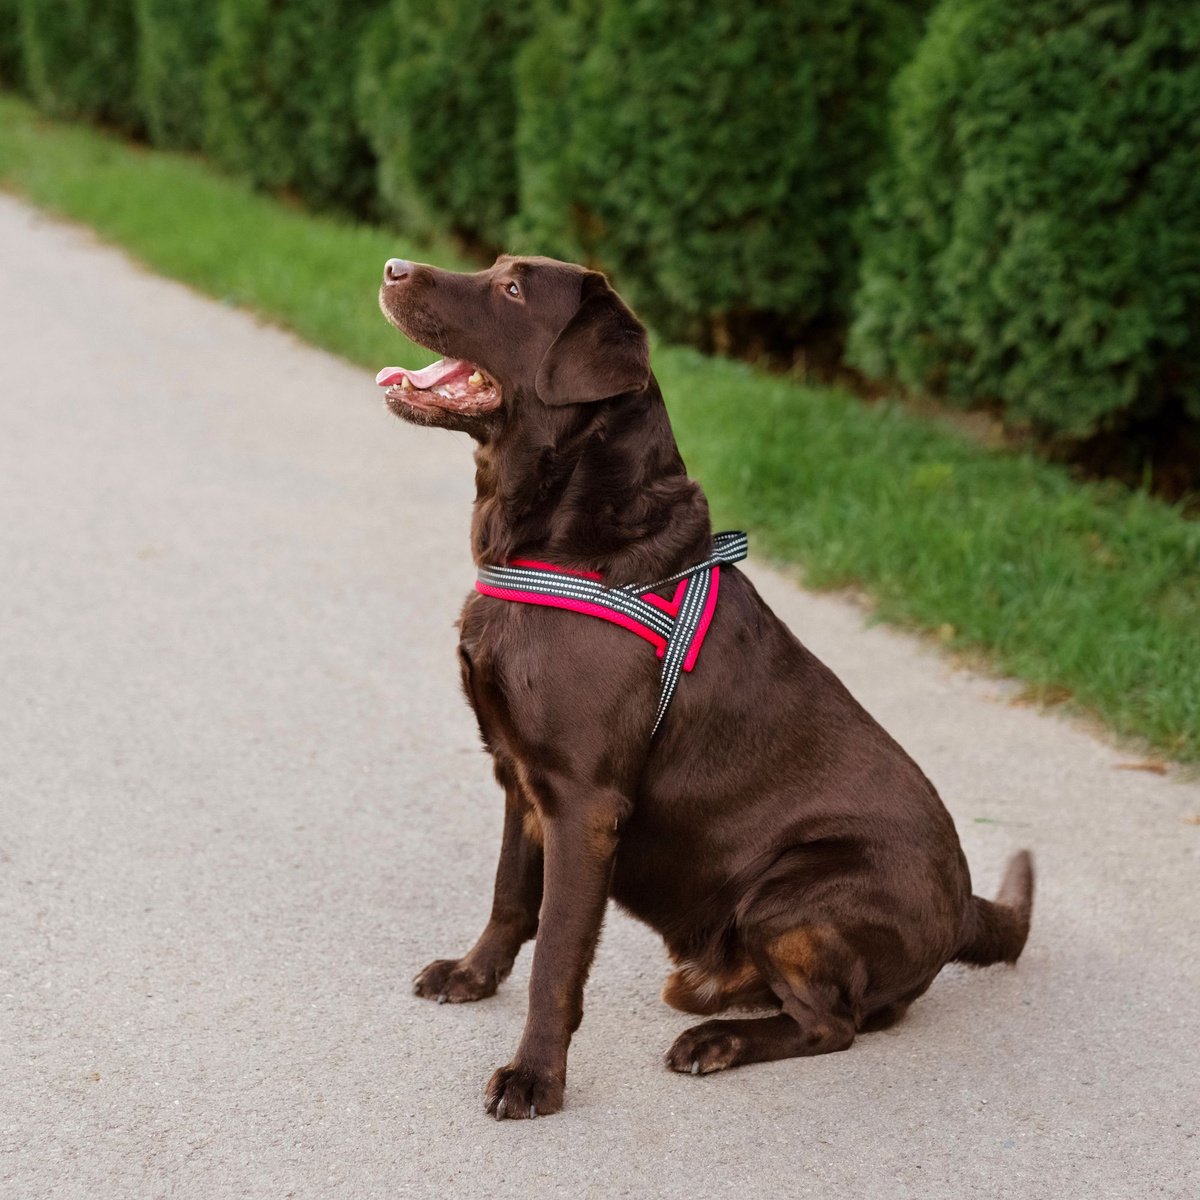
375, 358, 468, 389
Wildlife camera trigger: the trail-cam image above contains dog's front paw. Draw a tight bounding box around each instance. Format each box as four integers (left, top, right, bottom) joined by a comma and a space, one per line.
484, 1061, 564, 1120
664, 1021, 746, 1075
412, 957, 498, 1004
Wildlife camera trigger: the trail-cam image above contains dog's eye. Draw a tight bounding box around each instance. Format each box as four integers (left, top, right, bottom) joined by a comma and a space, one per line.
506, 282, 520, 297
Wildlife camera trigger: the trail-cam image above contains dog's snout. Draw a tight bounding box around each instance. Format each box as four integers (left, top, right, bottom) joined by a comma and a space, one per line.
384, 258, 413, 285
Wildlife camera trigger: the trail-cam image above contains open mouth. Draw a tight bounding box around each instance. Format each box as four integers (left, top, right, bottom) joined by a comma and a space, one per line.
376, 358, 501, 415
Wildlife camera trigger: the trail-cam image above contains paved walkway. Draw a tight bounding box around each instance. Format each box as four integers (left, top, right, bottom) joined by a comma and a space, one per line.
1, 193, 1197, 1198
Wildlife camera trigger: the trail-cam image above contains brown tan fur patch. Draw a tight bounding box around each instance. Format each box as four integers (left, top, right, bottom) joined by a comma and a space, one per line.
767, 925, 860, 1003
662, 956, 777, 1015
522, 807, 545, 846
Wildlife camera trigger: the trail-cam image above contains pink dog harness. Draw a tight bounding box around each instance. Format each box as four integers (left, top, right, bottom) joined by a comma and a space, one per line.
475, 531, 748, 735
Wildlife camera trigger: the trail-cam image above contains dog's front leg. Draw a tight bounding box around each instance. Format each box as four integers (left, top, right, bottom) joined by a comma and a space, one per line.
414, 764, 543, 1003
485, 787, 624, 1120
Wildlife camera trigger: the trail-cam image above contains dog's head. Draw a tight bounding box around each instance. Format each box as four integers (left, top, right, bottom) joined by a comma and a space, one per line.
376, 255, 651, 437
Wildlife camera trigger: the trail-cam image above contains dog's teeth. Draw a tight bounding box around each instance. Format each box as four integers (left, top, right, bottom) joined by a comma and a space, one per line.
468, 371, 483, 386
529, 1104, 536, 1118
691, 1060, 700, 1075
400, 377, 413, 390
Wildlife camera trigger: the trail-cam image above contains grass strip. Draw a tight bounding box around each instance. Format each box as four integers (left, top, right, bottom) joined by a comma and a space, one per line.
3, 92, 1197, 762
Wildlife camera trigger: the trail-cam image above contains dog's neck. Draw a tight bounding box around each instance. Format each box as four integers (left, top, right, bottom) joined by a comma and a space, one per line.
470, 382, 712, 588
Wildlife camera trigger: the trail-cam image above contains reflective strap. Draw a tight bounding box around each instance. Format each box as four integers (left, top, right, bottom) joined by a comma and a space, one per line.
477, 561, 675, 639
651, 565, 711, 735
476, 531, 748, 738
626, 530, 749, 593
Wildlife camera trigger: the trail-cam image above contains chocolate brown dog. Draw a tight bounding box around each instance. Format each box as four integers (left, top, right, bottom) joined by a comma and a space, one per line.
376, 254, 1034, 1120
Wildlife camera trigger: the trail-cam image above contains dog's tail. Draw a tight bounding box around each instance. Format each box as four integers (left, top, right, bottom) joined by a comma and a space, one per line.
953, 850, 1034, 967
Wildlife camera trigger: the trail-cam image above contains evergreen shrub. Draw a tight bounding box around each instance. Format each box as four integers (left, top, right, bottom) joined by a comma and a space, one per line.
205, 0, 380, 211
19, 0, 140, 128
515, 0, 930, 349
849, 0, 1200, 438
1, 0, 22, 87
357, 0, 532, 249
135, 0, 218, 149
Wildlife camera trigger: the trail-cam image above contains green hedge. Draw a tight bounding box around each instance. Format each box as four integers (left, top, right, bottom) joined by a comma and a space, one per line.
135, 0, 218, 149
849, 0, 1200, 439
14, 0, 1198, 454
510, 1, 595, 265
19, 0, 140, 129
514, 0, 930, 348
205, 0, 380, 212
357, 0, 532, 249
1, 0, 22, 87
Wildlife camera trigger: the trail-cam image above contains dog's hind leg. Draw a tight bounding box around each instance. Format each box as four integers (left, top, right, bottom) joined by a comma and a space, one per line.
664, 1012, 826, 1074
661, 953, 780, 1016
663, 928, 858, 1074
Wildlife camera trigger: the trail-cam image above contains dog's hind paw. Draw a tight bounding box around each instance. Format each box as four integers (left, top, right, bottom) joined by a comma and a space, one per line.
412, 957, 499, 1003
664, 1022, 746, 1075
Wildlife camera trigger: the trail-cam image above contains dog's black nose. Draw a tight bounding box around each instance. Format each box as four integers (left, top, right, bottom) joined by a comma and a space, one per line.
384, 258, 412, 285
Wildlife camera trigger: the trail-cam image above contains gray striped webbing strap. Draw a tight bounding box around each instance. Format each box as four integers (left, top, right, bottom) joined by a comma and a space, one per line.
476, 531, 748, 736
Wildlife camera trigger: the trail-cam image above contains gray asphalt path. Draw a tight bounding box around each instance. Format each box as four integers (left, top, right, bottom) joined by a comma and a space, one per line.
2, 192, 1198, 1199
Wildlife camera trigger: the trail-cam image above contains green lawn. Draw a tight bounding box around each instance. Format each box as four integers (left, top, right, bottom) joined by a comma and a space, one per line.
2, 92, 1197, 763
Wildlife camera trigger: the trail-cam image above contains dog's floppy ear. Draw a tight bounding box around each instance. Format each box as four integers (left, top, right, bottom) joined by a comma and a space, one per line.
535, 272, 650, 405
